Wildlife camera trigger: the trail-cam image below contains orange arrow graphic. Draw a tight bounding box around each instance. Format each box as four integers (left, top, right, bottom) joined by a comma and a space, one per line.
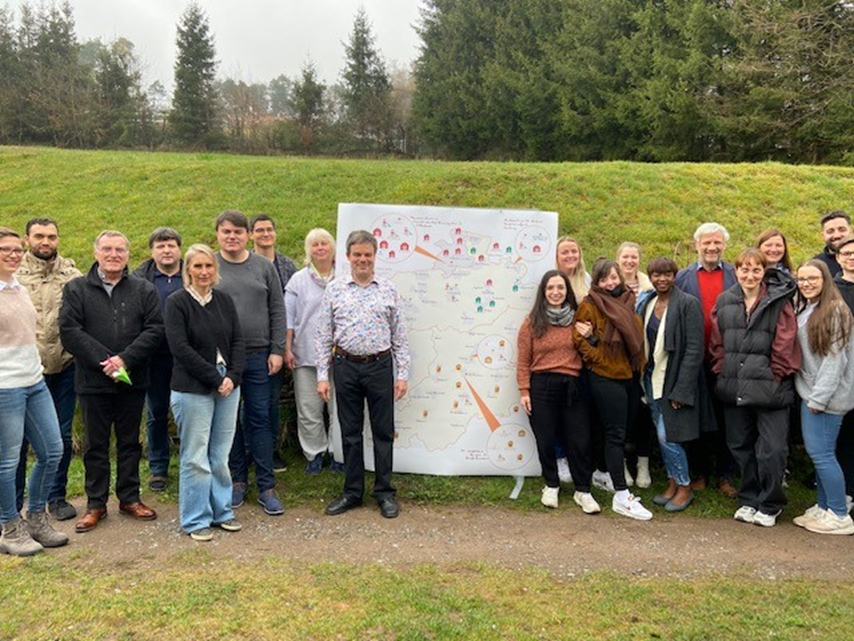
465, 378, 501, 432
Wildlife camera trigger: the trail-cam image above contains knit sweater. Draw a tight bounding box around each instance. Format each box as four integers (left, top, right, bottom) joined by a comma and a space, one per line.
0, 281, 43, 388
516, 318, 582, 393
165, 289, 245, 395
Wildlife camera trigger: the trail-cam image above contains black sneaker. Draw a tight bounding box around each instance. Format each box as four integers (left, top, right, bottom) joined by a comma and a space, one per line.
148, 475, 168, 492
48, 499, 77, 521
272, 455, 288, 473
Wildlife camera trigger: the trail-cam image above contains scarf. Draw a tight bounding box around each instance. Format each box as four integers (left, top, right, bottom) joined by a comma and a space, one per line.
546, 305, 575, 327
587, 285, 645, 371
309, 263, 335, 288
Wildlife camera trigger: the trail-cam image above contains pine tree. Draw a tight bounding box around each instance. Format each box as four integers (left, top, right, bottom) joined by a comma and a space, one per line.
341, 8, 391, 151
170, 3, 217, 146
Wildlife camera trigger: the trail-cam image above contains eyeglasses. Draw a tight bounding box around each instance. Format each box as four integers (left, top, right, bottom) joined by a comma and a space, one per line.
796, 276, 822, 284
838, 251, 854, 259
0, 247, 24, 257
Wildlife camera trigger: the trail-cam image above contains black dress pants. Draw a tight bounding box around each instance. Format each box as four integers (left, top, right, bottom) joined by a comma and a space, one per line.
333, 353, 395, 501
79, 389, 146, 509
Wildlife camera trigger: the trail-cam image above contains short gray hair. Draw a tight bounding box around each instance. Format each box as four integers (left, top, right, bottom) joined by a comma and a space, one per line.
345, 229, 377, 254
304, 227, 336, 266
693, 222, 730, 243
93, 230, 129, 252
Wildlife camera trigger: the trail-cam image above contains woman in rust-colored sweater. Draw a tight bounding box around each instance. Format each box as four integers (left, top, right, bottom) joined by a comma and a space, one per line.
574, 259, 652, 521
517, 270, 599, 515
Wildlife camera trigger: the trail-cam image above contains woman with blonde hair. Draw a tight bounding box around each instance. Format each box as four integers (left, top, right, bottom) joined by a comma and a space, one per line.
285, 228, 342, 474
616, 242, 653, 295
556, 236, 591, 299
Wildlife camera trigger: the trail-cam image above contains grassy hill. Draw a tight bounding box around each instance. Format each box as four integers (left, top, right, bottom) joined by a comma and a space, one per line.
2, 146, 852, 268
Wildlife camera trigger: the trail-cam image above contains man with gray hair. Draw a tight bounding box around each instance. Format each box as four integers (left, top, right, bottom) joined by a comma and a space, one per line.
60, 231, 164, 533
316, 229, 410, 519
674, 222, 738, 498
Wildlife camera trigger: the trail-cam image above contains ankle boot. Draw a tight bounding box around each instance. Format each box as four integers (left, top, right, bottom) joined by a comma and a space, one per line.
26, 511, 69, 548
1, 517, 43, 556
636, 456, 651, 488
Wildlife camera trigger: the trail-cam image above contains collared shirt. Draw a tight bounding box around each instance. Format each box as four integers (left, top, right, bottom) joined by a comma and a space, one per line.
0, 276, 21, 291
315, 274, 410, 382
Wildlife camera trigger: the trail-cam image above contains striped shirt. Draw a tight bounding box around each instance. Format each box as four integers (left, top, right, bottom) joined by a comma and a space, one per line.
315, 275, 410, 382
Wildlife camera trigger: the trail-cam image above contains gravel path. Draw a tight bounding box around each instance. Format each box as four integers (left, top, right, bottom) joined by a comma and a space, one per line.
48, 498, 852, 580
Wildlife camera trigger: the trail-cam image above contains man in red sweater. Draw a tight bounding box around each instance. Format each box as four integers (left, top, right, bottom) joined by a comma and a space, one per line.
674, 223, 738, 499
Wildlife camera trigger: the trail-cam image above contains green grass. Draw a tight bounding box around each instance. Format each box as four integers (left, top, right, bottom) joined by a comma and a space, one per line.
2, 147, 852, 268
1, 558, 852, 640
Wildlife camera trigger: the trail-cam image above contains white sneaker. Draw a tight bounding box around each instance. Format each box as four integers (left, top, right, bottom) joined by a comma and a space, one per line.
557, 457, 573, 485
793, 504, 822, 529
635, 457, 651, 489
612, 493, 652, 521
574, 491, 601, 514
624, 461, 634, 487
541, 486, 559, 509
592, 470, 615, 493
805, 508, 854, 535
753, 509, 782, 527
733, 505, 757, 524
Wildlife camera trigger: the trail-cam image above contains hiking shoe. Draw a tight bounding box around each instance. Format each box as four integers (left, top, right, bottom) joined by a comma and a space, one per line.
612, 493, 652, 521
190, 528, 213, 542
216, 518, 242, 532
541, 486, 559, 508
148, 475, 168, 492
48, 499, 77, 521
733, 506, 757, 524
231, 482, 247, 509
805, 508, 854, 535
258, 489, 284, 516
793, 504, 823, 528
0, 517, 43, 556
557, 457, 573, 484
306, 453, 324, 475
592, 470, 615, 493
753, 509, 782, 528
272, 455, 288, 473
573, 491, 601, 514
25, 511, 69, 548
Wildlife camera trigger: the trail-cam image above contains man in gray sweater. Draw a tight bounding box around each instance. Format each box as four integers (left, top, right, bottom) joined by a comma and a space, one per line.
214, 211, 287, 516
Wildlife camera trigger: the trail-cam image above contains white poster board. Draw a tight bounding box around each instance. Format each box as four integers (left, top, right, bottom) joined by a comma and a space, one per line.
336, 203, 558, 476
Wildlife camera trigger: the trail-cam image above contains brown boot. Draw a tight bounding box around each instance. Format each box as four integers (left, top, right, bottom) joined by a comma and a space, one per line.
717, 478, 738, 499
690, 475, 707, 491
664, 485, 694, 512
653, 478, 678, 506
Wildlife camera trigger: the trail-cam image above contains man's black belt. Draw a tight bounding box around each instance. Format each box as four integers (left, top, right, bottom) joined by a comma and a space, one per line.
334, 346, 391, 363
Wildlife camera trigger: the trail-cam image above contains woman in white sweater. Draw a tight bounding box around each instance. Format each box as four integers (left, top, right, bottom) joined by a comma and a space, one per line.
0, 227, 66, 556
794, 259, 854, 535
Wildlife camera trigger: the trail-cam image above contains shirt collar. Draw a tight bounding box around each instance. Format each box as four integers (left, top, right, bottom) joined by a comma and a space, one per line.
694, 260, 723, 273
0, 276, 21, 291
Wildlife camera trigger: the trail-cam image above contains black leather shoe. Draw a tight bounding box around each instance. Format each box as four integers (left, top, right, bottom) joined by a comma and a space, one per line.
324, 494, 363, 516
378, 497, 400, 519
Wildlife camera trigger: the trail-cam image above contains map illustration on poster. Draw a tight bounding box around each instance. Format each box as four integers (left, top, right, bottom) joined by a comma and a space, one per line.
336, 203, 559, 476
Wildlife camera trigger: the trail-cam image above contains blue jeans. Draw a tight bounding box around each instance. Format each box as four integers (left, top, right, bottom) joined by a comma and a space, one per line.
269, 367, 285, 456
0, 380, 63, 523
145, 354, 174, 477
801, 401, 847, 517
16, 363, 77, 510
229, 350, 274, 492
644, 375, 690, 486
172, 385, 241, 533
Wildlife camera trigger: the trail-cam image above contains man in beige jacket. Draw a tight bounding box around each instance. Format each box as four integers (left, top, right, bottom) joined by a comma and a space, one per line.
15, 218, 81, 521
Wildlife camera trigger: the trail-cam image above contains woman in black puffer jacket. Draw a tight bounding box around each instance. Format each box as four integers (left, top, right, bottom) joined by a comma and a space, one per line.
709, 248, 801, 528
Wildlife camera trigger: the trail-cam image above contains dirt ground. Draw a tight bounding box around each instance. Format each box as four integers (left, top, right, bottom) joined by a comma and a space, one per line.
46, 497, 852, 580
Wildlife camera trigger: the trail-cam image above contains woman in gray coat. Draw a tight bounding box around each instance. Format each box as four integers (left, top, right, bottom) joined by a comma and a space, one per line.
637, 257, 714, 511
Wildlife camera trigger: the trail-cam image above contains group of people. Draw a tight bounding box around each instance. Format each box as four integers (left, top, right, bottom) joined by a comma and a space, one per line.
519, 212, 854, 536
4, 209, 854, 556
1, 213, 409, 555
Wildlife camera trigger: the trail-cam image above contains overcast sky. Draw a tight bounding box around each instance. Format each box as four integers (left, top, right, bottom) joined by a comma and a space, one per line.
12, 1, 424, 88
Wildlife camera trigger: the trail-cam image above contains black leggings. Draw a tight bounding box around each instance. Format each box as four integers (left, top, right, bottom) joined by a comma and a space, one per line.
587, 371, 641, 492
529, 372, 593, 491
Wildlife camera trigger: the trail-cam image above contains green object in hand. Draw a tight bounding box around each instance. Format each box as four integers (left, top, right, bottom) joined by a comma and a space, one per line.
112, 367, 132, 385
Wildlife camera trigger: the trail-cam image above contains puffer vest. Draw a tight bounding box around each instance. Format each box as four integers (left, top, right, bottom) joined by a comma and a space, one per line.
714, 283, 795, 409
